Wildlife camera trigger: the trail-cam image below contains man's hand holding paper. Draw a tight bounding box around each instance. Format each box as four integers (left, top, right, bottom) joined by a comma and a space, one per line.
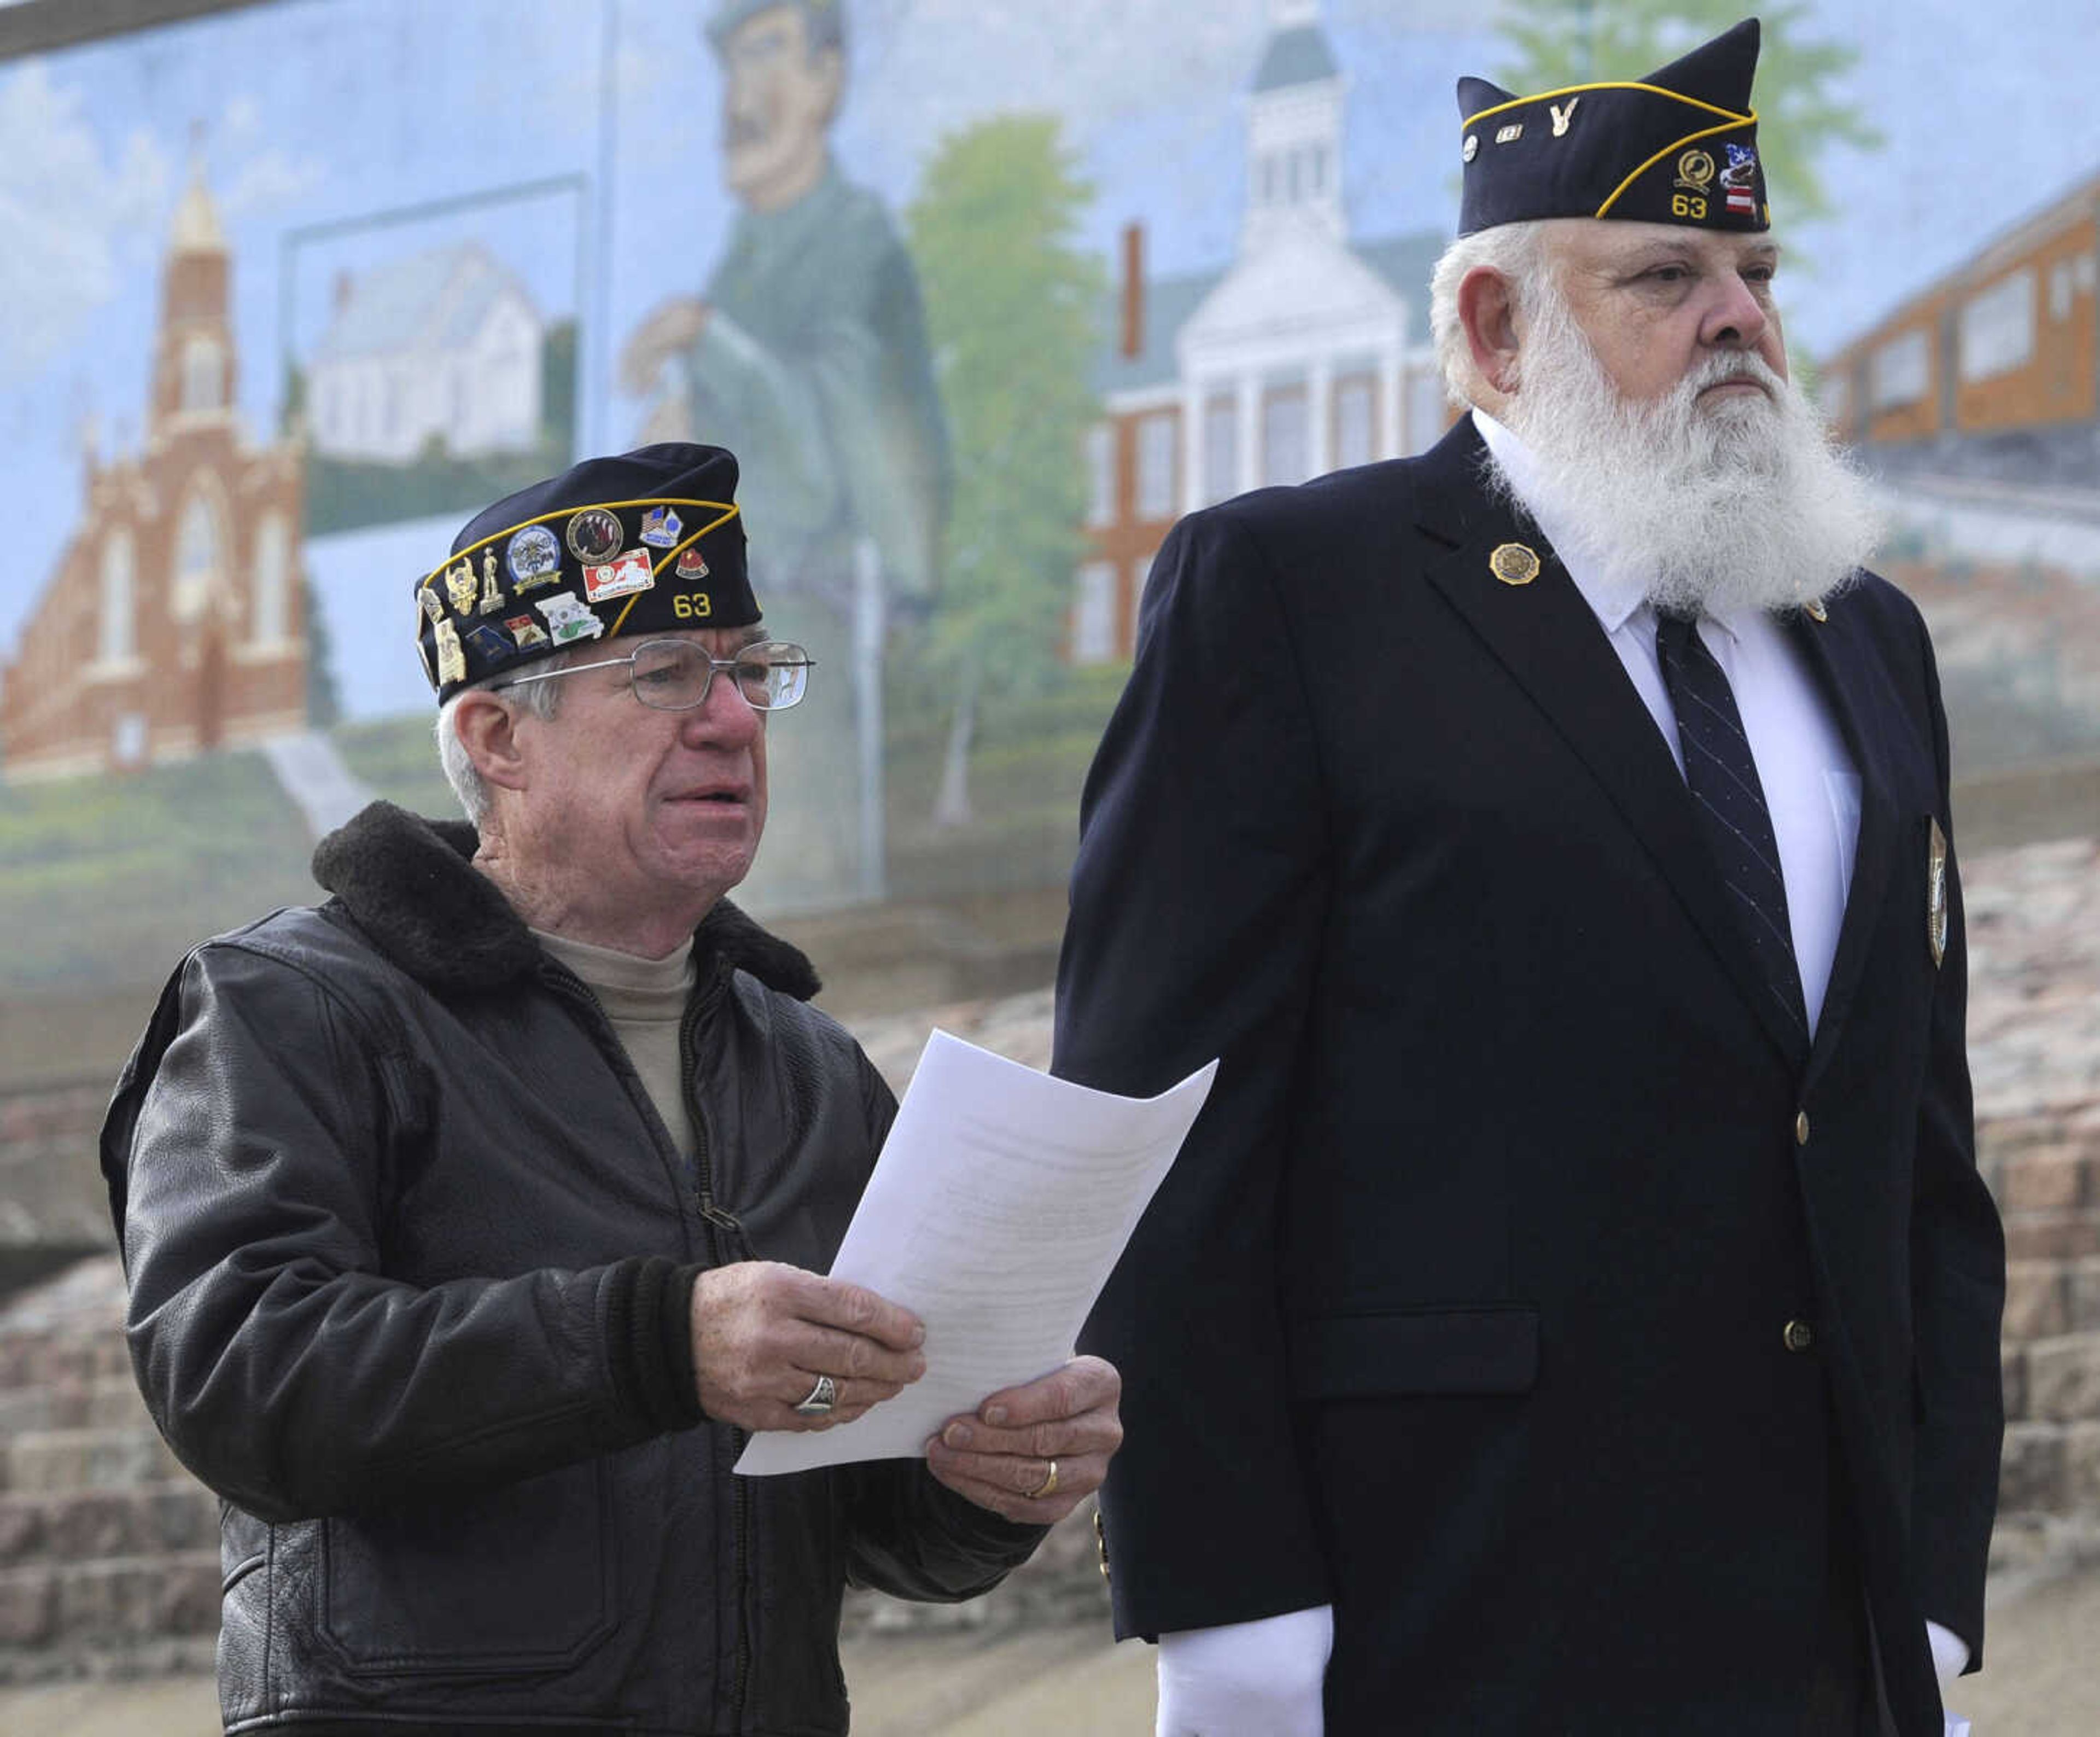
733, 1030, 1216, 1497
925, 1354, 1123, 1525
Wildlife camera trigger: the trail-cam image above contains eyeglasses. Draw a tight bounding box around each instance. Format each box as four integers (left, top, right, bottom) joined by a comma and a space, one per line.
491, 638, 814, 712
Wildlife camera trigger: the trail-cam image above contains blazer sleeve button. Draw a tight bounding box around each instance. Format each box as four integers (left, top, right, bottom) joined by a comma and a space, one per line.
1783, 1319, 1816, 1353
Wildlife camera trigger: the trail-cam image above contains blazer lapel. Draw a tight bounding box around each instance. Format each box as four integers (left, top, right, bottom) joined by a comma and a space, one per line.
1410, 422, 1813, 1070
1783, 601, 1899, 1086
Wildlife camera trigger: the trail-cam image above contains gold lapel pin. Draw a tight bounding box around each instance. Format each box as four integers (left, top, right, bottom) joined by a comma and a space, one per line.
1489, 543, 1541, 586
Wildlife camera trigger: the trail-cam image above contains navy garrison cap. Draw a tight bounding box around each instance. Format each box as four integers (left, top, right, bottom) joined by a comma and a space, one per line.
1456, 18, 1769, 237
414, 444, 759, 703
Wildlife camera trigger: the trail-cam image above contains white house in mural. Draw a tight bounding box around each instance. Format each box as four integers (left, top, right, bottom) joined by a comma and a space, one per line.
1075, 0, 1450, 664
308, 243, 543, 464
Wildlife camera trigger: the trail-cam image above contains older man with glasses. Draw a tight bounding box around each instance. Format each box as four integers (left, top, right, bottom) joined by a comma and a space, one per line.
102, 443, 1121, 1737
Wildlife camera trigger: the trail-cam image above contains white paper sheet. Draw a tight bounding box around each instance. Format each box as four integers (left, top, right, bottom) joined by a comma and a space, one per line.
734, 1029, 1216, 1475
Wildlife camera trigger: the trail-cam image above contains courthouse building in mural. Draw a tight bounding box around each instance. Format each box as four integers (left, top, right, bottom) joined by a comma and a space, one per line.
1817, 168, 2100, 488
1074, 0, 1449, 664
0, 162, 306, 783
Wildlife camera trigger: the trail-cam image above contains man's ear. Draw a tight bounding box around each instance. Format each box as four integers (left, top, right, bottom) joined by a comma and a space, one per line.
451, 690, 532, 796
1457, 265, 1524, 400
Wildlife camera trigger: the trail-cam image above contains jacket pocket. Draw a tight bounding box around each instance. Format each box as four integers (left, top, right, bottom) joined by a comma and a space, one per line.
1286, 1305, 1540, 1400
320, 1458, 615, 1677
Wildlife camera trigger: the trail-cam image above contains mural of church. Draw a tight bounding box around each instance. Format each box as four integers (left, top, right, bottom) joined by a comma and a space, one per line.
0, 160, 306, 783
1072, 0, 1452, 666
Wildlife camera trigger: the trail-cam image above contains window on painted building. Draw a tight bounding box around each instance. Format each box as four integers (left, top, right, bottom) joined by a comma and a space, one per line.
180, 335, 225, 412
1869, 330, 1930, 410
1959, 270, 2035, 382
1204, 397, 1238, 504
1264, 390, 1308, 487
1821, 371, 1851, 429
112, 712, 148, 769
1335, 378, 1375, 470
1136, 413, 1176, 520
1072, 561, 1118, 665
173, 491, 223, 625
1084, 423, 1115, 527
98, 529, 136, 665
1408, 367, 1448, 457
253, 512, 290, 645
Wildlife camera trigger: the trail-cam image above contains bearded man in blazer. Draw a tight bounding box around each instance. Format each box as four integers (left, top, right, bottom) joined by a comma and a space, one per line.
1054, 20, 2005, 1736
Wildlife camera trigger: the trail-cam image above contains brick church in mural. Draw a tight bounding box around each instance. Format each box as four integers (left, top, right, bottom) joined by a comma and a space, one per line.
0, 161, 306, 783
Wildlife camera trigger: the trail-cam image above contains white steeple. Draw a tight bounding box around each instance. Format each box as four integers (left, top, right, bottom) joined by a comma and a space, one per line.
1243, 0, 1345, 253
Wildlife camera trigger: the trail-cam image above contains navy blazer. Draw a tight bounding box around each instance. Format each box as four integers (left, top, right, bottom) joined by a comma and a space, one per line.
1056, 419, 2005, 1734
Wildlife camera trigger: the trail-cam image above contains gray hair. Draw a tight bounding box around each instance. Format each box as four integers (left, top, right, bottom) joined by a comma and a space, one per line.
435, 653, 574, 826
1428, 220, 1554, 409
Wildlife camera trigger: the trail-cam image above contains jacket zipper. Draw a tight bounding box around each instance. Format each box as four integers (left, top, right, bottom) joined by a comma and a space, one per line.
678, 970, 755, 1732
546, 960, 756, 1729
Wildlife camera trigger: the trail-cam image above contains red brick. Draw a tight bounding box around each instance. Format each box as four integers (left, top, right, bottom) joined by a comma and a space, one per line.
0, 1498, 43, 1565
2069, 1260, 2100, 1333
1998, 1423, 2068, 1514
2004, 1263, 2069, 1341
2003, 1153, 2086, 1214
2005, 1216, 2100, 1261
0, 1567, 55, 1646
2026, 1334, 2100, 1423
2066, 1421, 2100, 1511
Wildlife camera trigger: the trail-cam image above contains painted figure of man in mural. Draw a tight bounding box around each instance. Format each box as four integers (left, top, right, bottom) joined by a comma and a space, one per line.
622, 0, 948, 906
1057, 20, 2003, 1737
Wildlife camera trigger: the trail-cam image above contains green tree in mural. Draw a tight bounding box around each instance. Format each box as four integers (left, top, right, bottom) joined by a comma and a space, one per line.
1494, 1, 1879, 228
906, 114, 1104, 825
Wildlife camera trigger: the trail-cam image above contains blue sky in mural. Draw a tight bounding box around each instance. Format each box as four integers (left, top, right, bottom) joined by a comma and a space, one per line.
3, 0, 2100, 712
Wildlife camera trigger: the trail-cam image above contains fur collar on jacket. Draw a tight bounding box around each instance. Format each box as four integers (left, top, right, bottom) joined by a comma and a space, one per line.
311, 800, 822, 1001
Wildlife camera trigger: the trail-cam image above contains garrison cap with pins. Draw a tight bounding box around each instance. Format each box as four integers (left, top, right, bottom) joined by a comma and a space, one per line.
1456, 17, 1770, 237
413, 443, 760, 703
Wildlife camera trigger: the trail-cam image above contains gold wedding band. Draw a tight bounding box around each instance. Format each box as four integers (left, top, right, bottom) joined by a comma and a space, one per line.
1025, 1458, 1059, 1500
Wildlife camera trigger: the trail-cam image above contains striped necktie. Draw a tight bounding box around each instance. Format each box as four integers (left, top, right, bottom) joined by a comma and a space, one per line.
1655, 611, 1809, 1044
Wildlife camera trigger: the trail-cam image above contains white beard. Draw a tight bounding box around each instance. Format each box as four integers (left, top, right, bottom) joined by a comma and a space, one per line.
1491, 283, 1882, 617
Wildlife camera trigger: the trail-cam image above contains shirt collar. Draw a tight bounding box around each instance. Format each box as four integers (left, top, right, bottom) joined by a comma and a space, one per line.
1471, 408, 1740, 646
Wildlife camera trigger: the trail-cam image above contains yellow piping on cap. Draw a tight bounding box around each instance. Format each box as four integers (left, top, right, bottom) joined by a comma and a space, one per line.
1594, 114, 1758, 219
417, 498, 743, 592
1462, 79, 1752, 131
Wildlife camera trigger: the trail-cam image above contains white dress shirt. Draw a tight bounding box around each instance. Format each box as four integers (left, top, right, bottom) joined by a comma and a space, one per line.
1153, 416, 1974, 1735
1474, 409, 1858, 1033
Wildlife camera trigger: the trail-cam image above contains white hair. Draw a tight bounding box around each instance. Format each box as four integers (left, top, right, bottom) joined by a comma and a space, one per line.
435, 654, 573, 826
1428, 219, 1554, 409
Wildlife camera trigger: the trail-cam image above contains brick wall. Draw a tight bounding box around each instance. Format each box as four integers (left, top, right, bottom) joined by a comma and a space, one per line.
1984, 1108, 2100, 1571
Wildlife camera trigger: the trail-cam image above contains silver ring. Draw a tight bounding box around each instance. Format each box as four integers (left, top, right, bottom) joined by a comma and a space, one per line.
792, 1374, 837, 1417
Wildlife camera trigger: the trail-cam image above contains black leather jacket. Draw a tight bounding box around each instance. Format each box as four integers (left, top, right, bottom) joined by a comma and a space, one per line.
101, 802, 1042, 1736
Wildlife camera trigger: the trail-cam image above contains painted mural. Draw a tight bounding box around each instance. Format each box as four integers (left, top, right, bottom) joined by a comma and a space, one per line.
4, 0, 2100, 1002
